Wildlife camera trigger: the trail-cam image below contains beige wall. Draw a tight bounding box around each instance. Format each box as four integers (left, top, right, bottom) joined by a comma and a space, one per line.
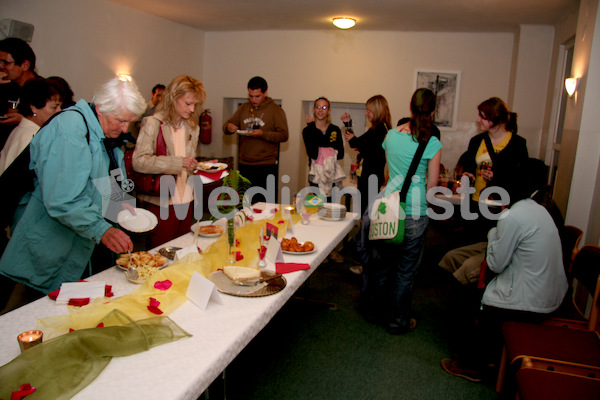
202, 30, 519, 192
3, 0, 205, 102
510, 25, 555, 158
565, 0, 600, 245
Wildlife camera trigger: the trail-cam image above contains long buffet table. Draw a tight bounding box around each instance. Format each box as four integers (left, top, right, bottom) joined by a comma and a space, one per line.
0, 204, 357, 399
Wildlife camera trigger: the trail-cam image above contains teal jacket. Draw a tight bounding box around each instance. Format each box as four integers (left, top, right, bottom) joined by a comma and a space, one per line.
0, 100, 124, 293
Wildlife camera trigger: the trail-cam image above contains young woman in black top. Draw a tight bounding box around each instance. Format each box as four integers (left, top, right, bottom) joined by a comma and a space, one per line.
341, 95, 391, 216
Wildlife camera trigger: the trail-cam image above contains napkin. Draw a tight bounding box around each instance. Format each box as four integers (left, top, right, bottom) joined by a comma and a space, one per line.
55, 282, 109, 305
194, 169, 228, 183
276, 262, 310, 274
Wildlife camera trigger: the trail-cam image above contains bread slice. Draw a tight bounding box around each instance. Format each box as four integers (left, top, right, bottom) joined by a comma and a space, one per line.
223, 266, 261, 282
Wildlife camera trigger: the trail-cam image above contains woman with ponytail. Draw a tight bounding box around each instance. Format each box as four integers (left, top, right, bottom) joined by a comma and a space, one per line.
363, 88, 442, 335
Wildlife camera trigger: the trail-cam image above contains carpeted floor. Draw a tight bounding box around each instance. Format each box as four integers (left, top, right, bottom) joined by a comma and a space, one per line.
207, 218, 500, 400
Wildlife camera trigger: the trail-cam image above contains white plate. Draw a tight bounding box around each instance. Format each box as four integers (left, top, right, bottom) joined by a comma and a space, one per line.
208, 270, 268, 296
191, 220, 226, 237
282, 246, 317, 255
117, 208, 158, 233
195, 162, 227, 172
235, 129, 252, 136
319, 215, 346, 221
281, 241, 317, 255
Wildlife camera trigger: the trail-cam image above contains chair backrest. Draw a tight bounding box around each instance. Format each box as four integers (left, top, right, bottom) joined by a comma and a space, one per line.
562, 225, 584, 279
570, 245, 600, 330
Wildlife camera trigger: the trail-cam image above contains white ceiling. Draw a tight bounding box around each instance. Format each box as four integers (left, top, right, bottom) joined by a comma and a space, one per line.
108, 0, 579, 32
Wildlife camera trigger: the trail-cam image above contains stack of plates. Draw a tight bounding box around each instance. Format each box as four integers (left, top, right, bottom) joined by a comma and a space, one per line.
320, 203, 347, 221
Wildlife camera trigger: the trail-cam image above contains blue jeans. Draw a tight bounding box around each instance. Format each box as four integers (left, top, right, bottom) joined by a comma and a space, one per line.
366, 215, 429, 331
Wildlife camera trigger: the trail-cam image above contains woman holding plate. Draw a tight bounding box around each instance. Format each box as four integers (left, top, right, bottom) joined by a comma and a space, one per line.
133, 75, 206, 248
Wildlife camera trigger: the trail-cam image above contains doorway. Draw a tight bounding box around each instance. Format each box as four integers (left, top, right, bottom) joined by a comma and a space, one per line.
547, 36, 575, 215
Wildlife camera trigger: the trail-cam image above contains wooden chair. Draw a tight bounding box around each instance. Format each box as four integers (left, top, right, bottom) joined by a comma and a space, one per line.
495, 245, 600, 394
516, 359, 600, 400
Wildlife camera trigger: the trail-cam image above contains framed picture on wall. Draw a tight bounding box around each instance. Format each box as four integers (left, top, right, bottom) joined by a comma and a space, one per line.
415, 70, 461, 130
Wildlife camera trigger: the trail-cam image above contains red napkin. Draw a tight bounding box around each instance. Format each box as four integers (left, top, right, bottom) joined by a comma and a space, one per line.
10, 384, 36, 400
276, 262, 311, 274
194, 169, 227, 181
48, 281, 113, 307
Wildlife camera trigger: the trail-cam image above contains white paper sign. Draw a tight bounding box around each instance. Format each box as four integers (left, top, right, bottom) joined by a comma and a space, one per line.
265, 237, 284, 264
176, 245, 200, 260
286, 212, 295, 235
56, 282, 106, 304
186, 272, 223, 310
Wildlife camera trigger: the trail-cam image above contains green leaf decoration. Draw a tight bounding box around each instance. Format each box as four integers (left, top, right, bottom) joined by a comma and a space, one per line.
213, 170, 252, 219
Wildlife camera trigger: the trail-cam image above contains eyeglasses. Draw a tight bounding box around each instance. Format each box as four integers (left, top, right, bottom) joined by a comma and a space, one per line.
315, 105, 329, 110
0, 59, 15, 67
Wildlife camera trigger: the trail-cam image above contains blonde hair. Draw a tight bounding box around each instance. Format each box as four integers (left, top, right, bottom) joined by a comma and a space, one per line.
157, 75, 206, 128
366, 95, 391, 129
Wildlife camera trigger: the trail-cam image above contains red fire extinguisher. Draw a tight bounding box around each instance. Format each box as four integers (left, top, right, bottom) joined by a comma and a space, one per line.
200, 109, 212, 144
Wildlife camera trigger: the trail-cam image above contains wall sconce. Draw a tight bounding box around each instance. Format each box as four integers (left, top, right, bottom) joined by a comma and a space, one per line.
333, 17, 356, 29
565, 77, 579, 96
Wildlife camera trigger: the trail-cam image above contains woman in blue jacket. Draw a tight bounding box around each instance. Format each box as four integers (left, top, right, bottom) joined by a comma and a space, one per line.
0, 77, 146, 312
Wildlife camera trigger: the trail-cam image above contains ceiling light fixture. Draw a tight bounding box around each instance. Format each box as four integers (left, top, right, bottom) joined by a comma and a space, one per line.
333, 17, 356, 30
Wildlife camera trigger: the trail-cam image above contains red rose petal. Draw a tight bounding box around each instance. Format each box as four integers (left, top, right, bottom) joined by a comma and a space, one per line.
147, 306, 163, 315
149, 297, 161, 307
147, 297, 163, 314
69, 328, 75, 332
96, 323, 104, 328
154, 280, 172, 291
278, 220, 284, 224
235, 251, 244, 261
252, 208, 263, 213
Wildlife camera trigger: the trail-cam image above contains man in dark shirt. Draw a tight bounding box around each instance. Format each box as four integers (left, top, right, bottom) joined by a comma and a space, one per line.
0, 38, 39, 148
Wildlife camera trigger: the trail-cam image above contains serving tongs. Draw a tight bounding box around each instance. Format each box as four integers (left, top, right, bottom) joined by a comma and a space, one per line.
232, 274, 282, 286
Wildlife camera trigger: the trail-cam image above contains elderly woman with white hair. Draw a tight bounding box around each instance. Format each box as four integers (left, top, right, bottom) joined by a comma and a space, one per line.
0, 76, 146, 312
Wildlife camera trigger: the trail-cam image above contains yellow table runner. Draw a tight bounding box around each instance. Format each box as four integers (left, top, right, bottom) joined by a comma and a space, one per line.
38, 211, 299, 339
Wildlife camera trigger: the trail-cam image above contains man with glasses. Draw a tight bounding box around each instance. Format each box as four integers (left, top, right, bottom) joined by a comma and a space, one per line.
223, 76, 288, 203
0, 38, 39, 147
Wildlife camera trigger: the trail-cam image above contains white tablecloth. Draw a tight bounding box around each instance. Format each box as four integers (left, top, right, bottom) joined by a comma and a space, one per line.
0, 205, 357, 399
